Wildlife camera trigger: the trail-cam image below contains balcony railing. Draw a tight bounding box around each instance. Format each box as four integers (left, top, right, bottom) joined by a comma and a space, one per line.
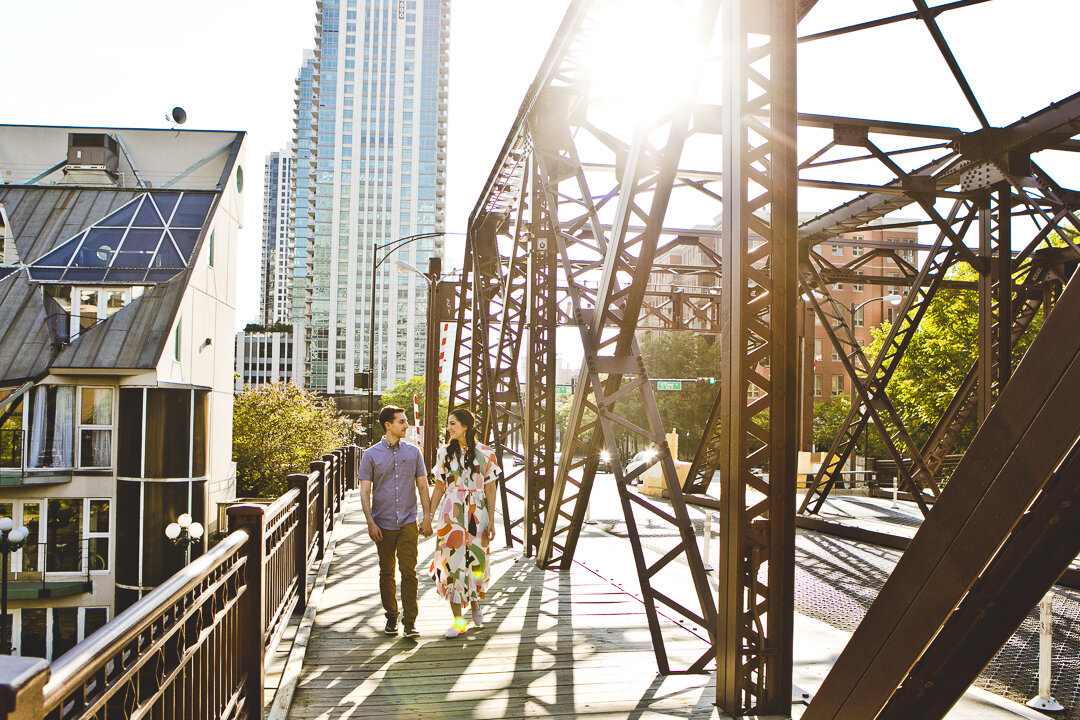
4, 536, 101, 600
0, 444, 360, 720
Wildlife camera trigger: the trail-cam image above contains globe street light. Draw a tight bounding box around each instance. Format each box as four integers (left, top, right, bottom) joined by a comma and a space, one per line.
165, 512, 204, 565
0, 516, 29, 654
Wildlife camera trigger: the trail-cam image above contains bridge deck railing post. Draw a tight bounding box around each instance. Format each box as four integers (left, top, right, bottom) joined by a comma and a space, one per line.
332, 450, 344, 512
288, 473, 311, 611
322, 454, 337, 532
310, 460, 328, 559
344, 445, 356, 492
228, 503, 268, 720
0, 656, 49, 720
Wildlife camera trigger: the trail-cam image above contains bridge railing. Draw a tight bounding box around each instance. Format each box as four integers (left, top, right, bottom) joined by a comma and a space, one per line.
0, 444, 360, 720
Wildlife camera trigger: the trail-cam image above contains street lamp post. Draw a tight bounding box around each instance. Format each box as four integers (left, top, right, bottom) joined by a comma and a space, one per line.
848, 293, 902, 477
0, 517, 29, 654
164, 513, 204, 565
397, 256, 455, 470
366, 232, 449, 441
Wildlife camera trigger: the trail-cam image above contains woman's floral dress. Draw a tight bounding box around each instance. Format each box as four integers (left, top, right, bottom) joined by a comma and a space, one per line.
429, 442, 500, 604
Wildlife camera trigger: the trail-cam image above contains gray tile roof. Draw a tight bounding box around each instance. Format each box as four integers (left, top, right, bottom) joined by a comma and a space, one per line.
0, 187, 204, 381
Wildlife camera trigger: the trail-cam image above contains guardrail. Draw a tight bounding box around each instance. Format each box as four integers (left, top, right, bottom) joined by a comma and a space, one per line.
0, 444, 360, 720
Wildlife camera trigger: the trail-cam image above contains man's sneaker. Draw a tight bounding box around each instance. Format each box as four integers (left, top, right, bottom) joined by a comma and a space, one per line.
384, 617, 398, 635
472, 608, 484, 627
403, 623, 420, 637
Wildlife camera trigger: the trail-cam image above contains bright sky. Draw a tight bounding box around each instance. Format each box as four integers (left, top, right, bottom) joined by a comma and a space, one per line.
0, 0, 569, 328
1, 0, 1076, 332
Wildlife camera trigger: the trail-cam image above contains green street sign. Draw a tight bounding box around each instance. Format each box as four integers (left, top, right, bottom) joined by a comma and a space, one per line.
555, 385, 569, 394
656, 381, 682, 391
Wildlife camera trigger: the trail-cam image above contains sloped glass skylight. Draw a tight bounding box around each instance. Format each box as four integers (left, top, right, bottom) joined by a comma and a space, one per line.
27, 191, 214, 285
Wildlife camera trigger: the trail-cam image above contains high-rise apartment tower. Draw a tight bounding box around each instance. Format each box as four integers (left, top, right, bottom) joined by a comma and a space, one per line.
260, 150, 294, 325
292, 0, 449, 395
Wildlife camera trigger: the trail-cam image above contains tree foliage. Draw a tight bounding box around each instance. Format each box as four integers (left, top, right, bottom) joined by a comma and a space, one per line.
377, 375, 449, 442
860, 262, 1044, 456
233, 383, 355, 498
244, 322, 292, 333
596, 332, 723, 460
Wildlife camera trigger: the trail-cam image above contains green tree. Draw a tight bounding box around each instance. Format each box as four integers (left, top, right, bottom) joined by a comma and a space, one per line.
233, 383, 355, 498
861, 262, 1044, 456
378, 375, 449, 441
609, 331, 723, 460
813, 397, 865, 453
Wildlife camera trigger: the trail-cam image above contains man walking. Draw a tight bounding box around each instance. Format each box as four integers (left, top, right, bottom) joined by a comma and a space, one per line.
359, 405, 432, 636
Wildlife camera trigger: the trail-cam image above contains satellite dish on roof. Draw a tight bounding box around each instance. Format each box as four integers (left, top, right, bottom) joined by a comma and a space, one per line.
167, 107, 187, 125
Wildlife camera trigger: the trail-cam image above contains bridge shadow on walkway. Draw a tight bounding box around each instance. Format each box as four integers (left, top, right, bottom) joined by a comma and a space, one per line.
286, 494, 720, 720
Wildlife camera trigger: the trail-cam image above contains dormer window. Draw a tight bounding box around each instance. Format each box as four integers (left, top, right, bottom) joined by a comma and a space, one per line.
44, 286, 143, 340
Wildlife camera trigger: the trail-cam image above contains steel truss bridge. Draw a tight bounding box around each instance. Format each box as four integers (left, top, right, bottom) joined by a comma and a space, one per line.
443, 0, 1080, 717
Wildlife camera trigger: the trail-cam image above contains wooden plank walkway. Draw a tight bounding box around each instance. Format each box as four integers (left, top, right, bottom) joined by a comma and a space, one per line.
287, 493, 721, 720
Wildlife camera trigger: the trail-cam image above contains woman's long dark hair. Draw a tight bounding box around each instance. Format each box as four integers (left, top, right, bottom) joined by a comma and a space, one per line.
444, 407, 478, 476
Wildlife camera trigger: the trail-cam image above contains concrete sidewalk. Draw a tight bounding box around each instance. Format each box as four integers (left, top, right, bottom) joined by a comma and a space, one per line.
569, 514, 1053, 719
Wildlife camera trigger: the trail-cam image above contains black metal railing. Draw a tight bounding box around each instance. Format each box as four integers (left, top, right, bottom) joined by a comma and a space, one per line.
4, 536, 103, 594
0, 444, 360, 720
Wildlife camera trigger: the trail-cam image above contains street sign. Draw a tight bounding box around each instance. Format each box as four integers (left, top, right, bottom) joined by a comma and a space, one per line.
656, 381, 682, 391
555, 385, 569, 395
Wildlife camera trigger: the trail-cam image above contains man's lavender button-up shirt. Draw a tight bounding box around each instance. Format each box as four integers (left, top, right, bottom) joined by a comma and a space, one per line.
358, 438, 428, 531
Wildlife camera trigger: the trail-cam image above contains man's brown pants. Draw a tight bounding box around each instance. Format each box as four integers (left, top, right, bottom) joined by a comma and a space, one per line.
374, 522, 419, 625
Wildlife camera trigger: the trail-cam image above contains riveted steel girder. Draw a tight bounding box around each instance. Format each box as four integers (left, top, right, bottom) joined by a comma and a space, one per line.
715, 0, 799, 712
448, 0, 1080, 714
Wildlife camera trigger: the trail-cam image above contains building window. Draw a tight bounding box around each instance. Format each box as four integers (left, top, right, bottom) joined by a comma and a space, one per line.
813, 338, 822, 362
208, 230, 215, 267
17, 606, 109, 661
814, 374, 822, 397
854, 307, 865, 328
831, 374, 845, 396
78, 388, 113, 468
53, 287, 136, 340
831, 346, 839, 362
27, 386, 75, 469
4, 498, 109, 575
117, 389, 208, 479
174, 317, 182, 361
851, 246, 863, 257
47, 498, 83, 572
831, 245, 843, 256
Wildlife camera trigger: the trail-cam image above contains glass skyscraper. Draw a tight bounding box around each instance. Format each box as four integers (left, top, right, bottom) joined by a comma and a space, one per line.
293, 0, 449, 395
292, 51, 318, 338
259, 149, 293, 325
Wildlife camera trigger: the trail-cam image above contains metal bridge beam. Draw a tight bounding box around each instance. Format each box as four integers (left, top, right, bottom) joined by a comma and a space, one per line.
716, 0, 799, 712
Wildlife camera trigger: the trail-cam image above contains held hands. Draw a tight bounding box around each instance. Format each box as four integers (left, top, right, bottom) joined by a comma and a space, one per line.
419, 516, 433, 537
482, 526, 495, 543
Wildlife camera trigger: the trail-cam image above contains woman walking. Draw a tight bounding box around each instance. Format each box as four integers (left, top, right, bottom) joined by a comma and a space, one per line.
426, 408, 499, 638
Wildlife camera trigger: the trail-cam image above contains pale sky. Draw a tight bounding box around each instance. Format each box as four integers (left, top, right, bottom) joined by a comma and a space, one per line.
1, 0, 1076, 331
